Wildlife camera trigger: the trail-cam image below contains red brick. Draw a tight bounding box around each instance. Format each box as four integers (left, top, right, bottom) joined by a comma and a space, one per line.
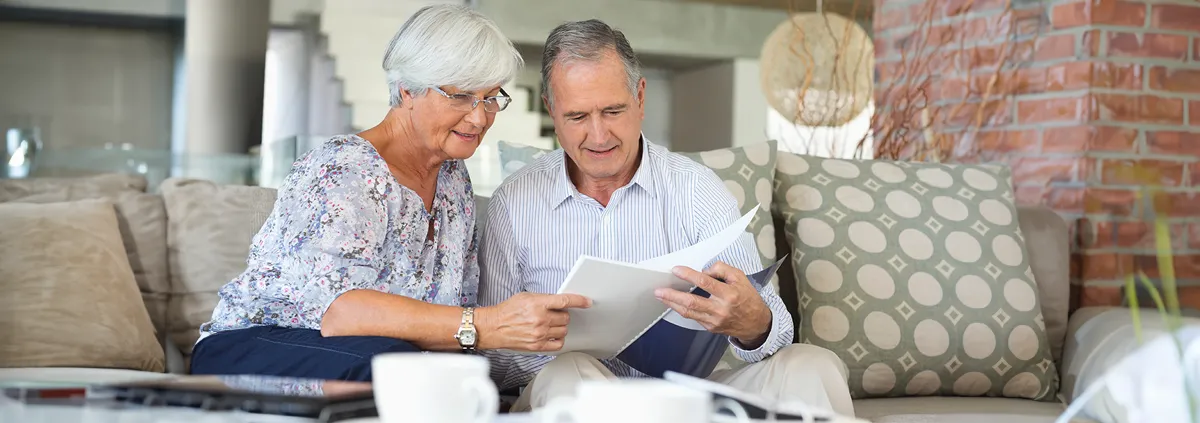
1138, 254, 1200, 280
1083, 220, 1151, 249
1162, 191, 1200, 217
1191, 224, 1200, 250
1142, 96, 1187, 125
976, 130, 1039, 153
1092, 94, 1185, 125
1048, 186, 1087, 213
1043, 126, 1138, 153
1192, 101, 1200, 125
1085, 187, 1139, 215
1052, 0, 1146, 28
943, 99, 1011, 127
1079, 286, 1124, 307
1090, 62, 1142, 90
1108, 32, 1190, 61
1083, 30, 1103, 58
1177, 287, 1200, 311
875, 6, 911, 32
1102, 159, 1187, 187
1149, 67, 1200, 94
1018, 97, 1086, 123
1151, 4, 1200, 32
1011, 157, 1080, 183
1080, 253, 1136, 280
1035, 34, 1077, 61
1147, 131, 1200, 155
1039, 62, 1093, 92
938, 0, 1007, 17
1014, 184, 1046, 206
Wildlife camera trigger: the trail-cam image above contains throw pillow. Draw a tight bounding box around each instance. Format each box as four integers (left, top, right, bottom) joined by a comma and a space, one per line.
1, 175, 170, 345
160, 178, 278, 356
0, 199, 165, 372
773, 152, 1058, 401
497, 140, 549, 180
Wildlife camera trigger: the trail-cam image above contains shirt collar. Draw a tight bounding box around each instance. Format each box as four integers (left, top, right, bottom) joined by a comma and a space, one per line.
551, 133, 657, 209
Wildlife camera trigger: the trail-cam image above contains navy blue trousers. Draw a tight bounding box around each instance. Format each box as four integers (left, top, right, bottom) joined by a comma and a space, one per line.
189, 326, 421, 381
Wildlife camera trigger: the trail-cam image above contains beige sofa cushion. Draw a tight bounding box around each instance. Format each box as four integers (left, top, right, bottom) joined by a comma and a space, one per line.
1015, 206, 1071, 363
0, 199, 164, 372
0, 173, 147, 201
0, 174, 170, 340
160, 178, 277, 355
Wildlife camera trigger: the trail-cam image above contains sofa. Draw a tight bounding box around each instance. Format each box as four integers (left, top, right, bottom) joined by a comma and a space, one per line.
0, 151, 1125, 422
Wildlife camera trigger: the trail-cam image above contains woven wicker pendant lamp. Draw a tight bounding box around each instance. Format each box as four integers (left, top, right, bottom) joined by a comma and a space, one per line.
759, 3, 874, 128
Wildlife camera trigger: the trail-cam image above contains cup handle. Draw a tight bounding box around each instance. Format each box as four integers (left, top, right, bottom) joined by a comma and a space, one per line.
463, 377, 499, 423
713, 397, 752, 423
538, 396, 577, 423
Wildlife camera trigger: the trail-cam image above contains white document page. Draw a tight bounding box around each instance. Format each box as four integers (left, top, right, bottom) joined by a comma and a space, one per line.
500, 206, 759, 358
639, 204, 759, 330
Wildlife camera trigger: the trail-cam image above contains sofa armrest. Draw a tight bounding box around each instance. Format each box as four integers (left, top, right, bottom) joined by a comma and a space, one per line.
1059, 306, 1119, 400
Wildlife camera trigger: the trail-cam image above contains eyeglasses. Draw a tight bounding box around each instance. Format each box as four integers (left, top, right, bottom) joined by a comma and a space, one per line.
430, 87, 512, 112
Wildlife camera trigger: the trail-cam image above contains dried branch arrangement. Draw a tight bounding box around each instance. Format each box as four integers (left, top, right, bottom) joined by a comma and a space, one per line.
765, 0, 1034, 162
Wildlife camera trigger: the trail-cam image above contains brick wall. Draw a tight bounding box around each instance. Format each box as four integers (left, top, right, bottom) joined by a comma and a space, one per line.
873, 0, 1200, 311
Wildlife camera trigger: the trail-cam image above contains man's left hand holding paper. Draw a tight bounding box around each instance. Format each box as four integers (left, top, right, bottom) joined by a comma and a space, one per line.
654, 262, 773, 349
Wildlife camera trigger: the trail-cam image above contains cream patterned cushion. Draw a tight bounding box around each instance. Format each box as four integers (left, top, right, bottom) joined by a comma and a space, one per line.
773, 152, 1058, 401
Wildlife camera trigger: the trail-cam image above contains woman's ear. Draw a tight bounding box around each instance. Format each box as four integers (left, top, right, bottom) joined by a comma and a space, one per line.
398, 84, 416, 110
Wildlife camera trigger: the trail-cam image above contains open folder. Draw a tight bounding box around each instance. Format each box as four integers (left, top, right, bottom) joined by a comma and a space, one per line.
505, 205, 784, 379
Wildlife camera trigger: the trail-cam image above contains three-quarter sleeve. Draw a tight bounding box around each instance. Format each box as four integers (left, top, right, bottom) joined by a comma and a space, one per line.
281, 163, 392, 329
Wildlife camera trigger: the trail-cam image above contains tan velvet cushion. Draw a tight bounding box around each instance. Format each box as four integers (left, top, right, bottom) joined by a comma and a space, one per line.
0, 174, 170, 340
1015, 206, 1071, 363
0, 199, 164, 372
160, 178, 277, 355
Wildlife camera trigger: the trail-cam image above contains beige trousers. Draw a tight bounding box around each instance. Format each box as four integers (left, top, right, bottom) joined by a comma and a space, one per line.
510, 343, 856, 418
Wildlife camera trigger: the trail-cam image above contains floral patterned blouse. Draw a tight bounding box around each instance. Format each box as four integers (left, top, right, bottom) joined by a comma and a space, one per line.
198, 135, 479, 342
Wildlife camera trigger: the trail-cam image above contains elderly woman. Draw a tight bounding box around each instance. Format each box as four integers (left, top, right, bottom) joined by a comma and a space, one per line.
190, 5, 590, 381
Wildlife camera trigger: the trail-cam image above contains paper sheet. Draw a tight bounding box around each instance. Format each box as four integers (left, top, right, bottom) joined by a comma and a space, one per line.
640, 204, 759, 330
504, 205, 760, 358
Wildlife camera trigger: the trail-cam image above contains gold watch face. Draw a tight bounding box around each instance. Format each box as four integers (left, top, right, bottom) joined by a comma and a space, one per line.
459, 330, 476, 346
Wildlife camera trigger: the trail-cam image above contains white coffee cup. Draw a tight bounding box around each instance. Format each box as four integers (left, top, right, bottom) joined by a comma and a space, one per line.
538, 379, 749, 423
371, 352, 498, 423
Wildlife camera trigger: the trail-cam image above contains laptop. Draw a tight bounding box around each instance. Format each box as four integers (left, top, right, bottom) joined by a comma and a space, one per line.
91, 375, 376, 422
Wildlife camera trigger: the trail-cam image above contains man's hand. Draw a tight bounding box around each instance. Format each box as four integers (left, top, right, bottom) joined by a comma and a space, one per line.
655, 261, 772, 347
475, 292, 591, 352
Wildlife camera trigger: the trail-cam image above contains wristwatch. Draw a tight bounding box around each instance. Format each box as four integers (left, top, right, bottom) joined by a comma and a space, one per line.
454, 307, 477, 353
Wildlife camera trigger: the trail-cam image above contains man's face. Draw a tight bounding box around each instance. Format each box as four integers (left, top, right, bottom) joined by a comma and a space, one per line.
544, 50, 645, 183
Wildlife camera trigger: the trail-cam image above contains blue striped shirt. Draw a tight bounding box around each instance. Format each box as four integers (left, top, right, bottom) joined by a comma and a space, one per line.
478, 138, 794, 390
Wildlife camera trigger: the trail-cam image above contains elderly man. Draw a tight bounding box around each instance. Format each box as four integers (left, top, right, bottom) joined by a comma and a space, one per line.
478, 19, 855, 416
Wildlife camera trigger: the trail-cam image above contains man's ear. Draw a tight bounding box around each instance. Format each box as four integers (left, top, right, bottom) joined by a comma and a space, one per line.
541, 94, 552, 115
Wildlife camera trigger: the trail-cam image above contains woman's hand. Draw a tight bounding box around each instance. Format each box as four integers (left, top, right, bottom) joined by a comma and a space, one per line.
475, 292, 592, 352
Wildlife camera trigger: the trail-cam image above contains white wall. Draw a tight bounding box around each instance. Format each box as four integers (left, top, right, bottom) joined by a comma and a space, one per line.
0, 21, 174, 151
670, 62, 734, 152
669, 58, 772, 152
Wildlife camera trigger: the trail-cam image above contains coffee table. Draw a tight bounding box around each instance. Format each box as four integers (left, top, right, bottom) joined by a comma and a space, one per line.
0, 395, 539, 423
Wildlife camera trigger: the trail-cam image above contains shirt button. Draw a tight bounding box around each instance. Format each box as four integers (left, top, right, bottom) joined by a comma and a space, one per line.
602, 215, 611, 226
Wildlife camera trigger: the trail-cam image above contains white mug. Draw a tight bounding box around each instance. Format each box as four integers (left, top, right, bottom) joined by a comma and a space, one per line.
538, 379, 749, 423
371, 352, 498, 423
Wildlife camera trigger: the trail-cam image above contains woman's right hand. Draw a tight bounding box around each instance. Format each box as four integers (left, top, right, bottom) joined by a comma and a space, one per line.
475, 292, 592, 352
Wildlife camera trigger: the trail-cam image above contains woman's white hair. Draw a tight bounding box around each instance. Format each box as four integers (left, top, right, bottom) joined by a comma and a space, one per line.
382, 5, 523, 107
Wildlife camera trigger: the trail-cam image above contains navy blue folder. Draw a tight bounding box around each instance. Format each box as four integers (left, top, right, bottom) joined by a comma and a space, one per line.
616, 256, 788, 378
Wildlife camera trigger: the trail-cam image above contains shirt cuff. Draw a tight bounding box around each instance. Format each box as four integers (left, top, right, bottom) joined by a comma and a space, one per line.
728, 308, 788, 361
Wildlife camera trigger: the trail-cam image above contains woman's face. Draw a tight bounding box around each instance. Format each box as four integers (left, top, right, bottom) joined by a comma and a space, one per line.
407, 85, 505, 161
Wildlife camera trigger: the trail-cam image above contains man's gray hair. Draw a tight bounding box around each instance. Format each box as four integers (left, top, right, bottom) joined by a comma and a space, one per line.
540, 19, 642, 110
382, 4, 523, 107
